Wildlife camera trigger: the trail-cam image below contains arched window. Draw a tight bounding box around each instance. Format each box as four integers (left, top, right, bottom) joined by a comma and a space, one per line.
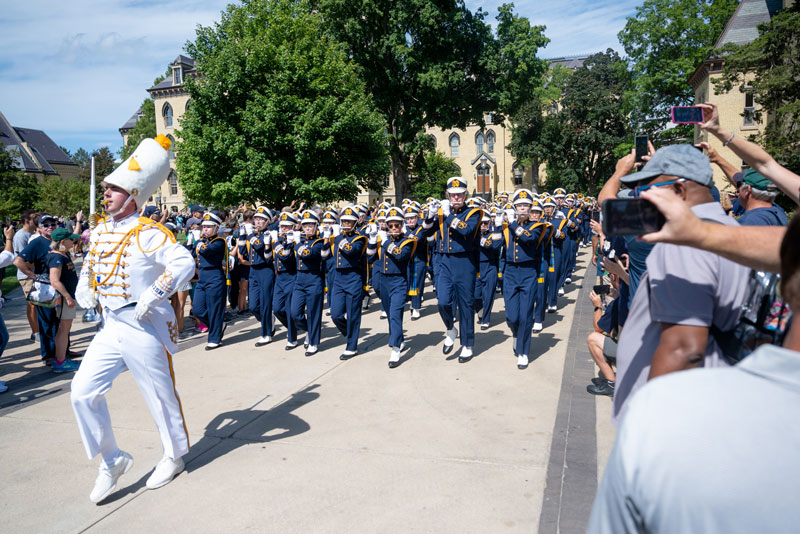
168, 170, 178, 195
476, 132, 485, 154
486, 130, 495, 154
166, 134, 176, 160
428, 134, 437, 149
513, 162, 523, 186
163, 103, 173, 127
449, 133, 460, 157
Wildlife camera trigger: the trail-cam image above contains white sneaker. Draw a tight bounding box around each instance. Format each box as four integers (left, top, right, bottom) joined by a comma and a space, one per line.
558, 288, 565, 296
380, 311, 388, 319
90, 451, 133, 503
533, 322, 543, 333
411, 309, 420, 320
146, 455, 185, 490
517, 354, 529, 369
390, 347, 401, 363
444, 327, 457, 347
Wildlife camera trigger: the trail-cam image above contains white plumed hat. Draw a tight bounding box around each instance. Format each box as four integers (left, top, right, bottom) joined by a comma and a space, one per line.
104, 135, 172, 210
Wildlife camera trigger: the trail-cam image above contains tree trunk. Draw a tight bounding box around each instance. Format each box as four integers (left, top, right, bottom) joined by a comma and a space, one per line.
391, 149, 411, 202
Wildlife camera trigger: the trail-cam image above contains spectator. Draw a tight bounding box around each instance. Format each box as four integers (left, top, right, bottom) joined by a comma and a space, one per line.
586, 282, 621, 397
184, 204, 205, 230
1, 224, 16, 393
736, 169, 787, 226
47, 229, 81, 372
14, 214, 60, 365
589, 212, 800, 534
13, 209, 39, 342
611, 144, 750, 424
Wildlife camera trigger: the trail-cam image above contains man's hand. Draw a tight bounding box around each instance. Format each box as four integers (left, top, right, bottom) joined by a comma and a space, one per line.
698, 102, 721, 135
589, 290, 603, 309
616, 150, 637, 176
589, 219, 602, 236
3, 225, 15, 242
696, 141, 721, 164
76, 210, 84, 222
75, 279, 96, 309
638, 187, 704, 247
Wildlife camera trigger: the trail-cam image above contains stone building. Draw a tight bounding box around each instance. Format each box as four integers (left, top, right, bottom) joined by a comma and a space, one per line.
689, 0, 789, 191
0, 110, 78, 180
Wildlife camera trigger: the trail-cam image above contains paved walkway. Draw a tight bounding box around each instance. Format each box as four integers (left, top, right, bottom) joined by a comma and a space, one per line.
0, 250, 614, 533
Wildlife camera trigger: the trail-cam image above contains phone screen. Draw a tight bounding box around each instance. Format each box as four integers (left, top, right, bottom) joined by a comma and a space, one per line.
590, 210, 601, 223
592, 284, 610, 295
635, 135, 648, 163
601, 199, 665, 237
671, 106, 704, 124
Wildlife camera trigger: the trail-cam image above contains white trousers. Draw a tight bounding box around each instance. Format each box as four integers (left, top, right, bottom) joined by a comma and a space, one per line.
70, 306, 189, 460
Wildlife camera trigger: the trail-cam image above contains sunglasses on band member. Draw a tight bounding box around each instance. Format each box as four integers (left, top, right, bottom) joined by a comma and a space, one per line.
634, 179, 686, 198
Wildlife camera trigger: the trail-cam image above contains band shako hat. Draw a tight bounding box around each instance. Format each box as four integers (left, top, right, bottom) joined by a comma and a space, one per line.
377, 209, 388, 221
513, 189, 533, 205
254, 206, 271, 219
103, 135, 172, 213
530, 199, 543, 212
278, 212, 298, 226
301, 210, 320, 225
202, 211, 223, 226
553, 188, 566, 198
386, 207, 404, 223
322, 210, 338, 224
403, 205, 420, 217
340, 206, 359, 221
447, 176, 468, 194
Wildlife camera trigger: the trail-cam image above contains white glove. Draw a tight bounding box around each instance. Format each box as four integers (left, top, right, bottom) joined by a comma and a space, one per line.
270, 230, 279, 242
292, 232, 302, 244
377, 230, 388, 243
286, 230, 294, 242
505, 209, 516, 223
367, 223, 377, 235
263, 232, 272, 246
494, 213, 504, 227
427, 204, 437, 219
75, 278, 96, 310
323, 227, 332, 239
440, 199, 451, 217
134, 288, 161, 321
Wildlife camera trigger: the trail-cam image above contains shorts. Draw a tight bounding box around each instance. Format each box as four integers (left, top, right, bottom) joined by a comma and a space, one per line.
602, 335, 617, 362
20, 278, 34, 297
178, 280, 193, 292
56, 301, 77, 320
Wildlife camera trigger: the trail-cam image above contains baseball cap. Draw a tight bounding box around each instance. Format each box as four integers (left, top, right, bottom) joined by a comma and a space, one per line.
620, 144, 713, 187
742, 169, 776, 191
51, 228, 79, 242
189, 204, 204, 213
38, 214, 56, 226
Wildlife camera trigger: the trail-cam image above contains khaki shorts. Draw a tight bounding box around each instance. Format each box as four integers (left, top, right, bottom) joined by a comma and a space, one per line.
19, 278, 34, 297
56, 301, 77, 321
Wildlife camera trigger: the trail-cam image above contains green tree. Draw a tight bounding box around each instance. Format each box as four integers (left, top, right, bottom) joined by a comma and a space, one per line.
120, 99, 157, 161
73, 146, 115, 213
37, 176, 90, 217
178, 0, 389, 207
512, 50, 631, 194
0, 150, 40, 220
410, 146, 462, 201
619, 0, 737, 135
318, 0, 548, 199
714, 4, 800, 174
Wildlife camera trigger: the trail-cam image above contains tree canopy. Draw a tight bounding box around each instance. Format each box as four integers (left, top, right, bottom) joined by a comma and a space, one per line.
618, 0, 737, 136
177, 0, 390, 207
0, 150, 39, 221
318, 0, 548, 198
714, 4, 800, 174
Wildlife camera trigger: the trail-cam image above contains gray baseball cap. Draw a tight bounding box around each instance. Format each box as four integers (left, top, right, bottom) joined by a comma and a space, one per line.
620, 144, 713, 187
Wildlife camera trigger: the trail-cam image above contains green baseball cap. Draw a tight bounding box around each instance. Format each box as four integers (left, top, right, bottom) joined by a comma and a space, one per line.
742, 169, 776, 191
51, 228, 79, 242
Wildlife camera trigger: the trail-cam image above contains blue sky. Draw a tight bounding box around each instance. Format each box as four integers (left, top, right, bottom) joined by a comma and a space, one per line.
0, 0, 640, 158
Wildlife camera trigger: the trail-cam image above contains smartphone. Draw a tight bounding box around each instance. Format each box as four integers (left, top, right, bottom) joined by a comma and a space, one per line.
671, 106, 704, 124
593, 284, 610, 296
602, 198, 665, 237
634, 134, 648, 163
590, 210, 601, 223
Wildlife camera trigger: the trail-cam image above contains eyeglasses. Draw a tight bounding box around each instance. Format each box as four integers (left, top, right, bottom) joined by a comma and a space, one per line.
634, 179, 685, 197
41, 223, 57, 228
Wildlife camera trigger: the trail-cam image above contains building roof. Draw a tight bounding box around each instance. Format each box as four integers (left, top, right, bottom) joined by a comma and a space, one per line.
0, 110, 75, 174
120, 106, 144, 132
714, 0, 781, 48
148, 55, 197, 93
547, 54, 592, 70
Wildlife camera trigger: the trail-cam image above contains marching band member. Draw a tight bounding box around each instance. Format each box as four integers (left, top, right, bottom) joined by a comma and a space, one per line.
330, 206, 367, 360
423, 177, 483, 363
542, 196, 563, 312
529, 201, 554, 333
291, 210, 329, 356
367, 207, 417, 368
475, 212, 503, 329
71, 135, 195, 502
239, 206, 275, 347
193, 210, 229, 350
501, 190, 544, 370
272, 212, 299, 348
321, 210, 339, 311
403, 205, 427, 320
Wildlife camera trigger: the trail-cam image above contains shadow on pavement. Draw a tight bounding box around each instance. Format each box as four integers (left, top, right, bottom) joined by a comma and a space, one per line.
186, 384, 321, 473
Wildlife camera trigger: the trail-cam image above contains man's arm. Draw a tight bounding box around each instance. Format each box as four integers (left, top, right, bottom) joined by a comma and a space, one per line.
640, 187, 783, 273
13, 256, 35, 279
698, 142, 740, 187
648, 323, 709, 379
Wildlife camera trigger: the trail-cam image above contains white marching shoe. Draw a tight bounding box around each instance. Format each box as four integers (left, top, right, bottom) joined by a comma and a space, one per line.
388, 345, 402, 368
255, 335, 272, 347
547, 306, 557, 313
380, 311, 388, 319
533, 322, 543, 333
90, 451, 134, 503
565, 277, 572, 284
411, 308, 421, 320
517, 354, 529, 370
443, 327, 457, 355
146, 455, 185, 490
558, 288, 565, 296
458, 345, 473, 363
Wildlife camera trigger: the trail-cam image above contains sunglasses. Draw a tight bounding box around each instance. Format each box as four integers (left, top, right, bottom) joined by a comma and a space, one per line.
634, 179, 685, 197
41, 222, 57, 228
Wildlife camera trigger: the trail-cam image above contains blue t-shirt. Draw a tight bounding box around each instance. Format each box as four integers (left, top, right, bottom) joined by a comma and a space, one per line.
737, 206, 787, 227
19, 235, 53, 275
46, 252, 78, 297
623, 236, 654, 306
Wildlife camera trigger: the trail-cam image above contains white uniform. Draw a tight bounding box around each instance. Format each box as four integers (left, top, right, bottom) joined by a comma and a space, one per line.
71, 213, 195, 460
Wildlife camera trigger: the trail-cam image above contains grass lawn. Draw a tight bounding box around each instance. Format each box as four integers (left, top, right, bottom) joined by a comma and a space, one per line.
2, 265, 20, 297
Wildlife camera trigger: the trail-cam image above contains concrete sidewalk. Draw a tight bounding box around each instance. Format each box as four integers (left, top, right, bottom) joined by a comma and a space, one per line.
0, 251, 614, 533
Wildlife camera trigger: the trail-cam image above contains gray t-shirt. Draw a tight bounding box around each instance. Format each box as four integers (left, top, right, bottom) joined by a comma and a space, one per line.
590, 343, 800, 533
13, 229, 32, 280
613, 202, 749, 423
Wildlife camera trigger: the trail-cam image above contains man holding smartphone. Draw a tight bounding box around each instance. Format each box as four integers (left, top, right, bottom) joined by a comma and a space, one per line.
611, 144, 750, 424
